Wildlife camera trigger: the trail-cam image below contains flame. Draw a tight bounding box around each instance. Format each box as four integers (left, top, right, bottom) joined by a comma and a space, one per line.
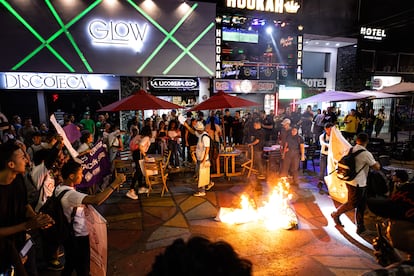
218, 178, 298, 230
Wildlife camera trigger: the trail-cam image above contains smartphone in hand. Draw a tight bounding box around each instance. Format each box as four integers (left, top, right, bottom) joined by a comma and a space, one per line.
20, 238, 34, 258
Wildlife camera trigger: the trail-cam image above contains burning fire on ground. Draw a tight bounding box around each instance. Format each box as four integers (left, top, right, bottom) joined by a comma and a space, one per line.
217, 178, 298, 230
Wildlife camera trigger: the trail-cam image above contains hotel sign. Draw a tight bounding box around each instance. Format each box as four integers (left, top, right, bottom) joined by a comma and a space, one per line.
225, 0, 300, 13
0, 72, 119, 90
360, 27, 386, 41
302, 78, 326, 88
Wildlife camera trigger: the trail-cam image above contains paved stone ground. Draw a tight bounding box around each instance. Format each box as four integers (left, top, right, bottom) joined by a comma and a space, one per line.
98, 157, 414, 276
39, 151, 414, 276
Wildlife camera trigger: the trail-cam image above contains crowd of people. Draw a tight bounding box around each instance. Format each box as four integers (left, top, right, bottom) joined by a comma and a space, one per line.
0, 103, 412, 275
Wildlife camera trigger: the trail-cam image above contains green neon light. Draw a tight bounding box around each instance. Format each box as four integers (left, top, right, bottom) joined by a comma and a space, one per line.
45, 0, 93, 72
128, 1, 213, 76
7, 0, 102, 71
0, 0, 74, 71
129, 1, 197, 74
163, 22, 214, 75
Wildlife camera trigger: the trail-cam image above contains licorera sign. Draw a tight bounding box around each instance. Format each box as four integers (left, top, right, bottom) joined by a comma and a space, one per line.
225, 0, 301, 13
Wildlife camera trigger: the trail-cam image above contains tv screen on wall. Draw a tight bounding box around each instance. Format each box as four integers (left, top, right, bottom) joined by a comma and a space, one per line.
222, 27, 259, 43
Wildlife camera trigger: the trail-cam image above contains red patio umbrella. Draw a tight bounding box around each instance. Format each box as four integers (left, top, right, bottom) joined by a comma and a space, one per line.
97, 89, 182, 112
189, 90, 259, 111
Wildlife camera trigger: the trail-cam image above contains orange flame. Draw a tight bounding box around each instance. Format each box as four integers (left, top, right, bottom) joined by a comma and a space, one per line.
218, 178, 298, 230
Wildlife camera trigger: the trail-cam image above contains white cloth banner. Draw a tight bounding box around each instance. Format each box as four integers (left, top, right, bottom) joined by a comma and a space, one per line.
49, 114, 79, 159
325, 126, 351, 203
85, 205, 108, 276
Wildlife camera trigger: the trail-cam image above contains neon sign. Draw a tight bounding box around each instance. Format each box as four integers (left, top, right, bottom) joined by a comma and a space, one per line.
296, 35, 303, 80
0, 72, 117, 90
88, 19, 149, 52
225, 0, 300, 14
360, 27, 386, 41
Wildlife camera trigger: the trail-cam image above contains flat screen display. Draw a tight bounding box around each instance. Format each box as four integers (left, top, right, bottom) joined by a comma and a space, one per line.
223, 28, 259, 43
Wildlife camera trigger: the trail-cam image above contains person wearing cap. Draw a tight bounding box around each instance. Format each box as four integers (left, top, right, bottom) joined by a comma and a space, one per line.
182, 120, 214, 196
279, 118, 291, 151
280, 127, 305, 185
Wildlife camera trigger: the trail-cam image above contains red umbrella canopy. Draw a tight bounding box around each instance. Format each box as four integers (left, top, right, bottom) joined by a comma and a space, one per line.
189, 90, 259, 111
98, 89, 182, 112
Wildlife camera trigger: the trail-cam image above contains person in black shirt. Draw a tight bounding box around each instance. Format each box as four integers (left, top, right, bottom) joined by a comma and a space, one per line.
223, 109, 234, 145
247, 119, 266, 177
0, 142, 54, 275
280, 127, 305, 185
231, 110, 244, 145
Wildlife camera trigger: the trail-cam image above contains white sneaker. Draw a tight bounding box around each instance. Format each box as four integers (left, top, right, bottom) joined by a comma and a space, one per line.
138, 187, 149, 194
193, 191, 206, 197
206, 182, 215, 191
126, 190, 138, 200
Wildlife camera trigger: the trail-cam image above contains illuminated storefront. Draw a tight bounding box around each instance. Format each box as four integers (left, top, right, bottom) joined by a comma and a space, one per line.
214, 0, 303, 112
0, 0, 216, 123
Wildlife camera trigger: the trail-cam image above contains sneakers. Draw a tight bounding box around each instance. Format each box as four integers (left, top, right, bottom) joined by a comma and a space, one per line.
126, 189, 138, 200
331, 212, 344, 227
47, 260, 64, 271
138, 187, 149, 194
206, 181, 215, 191
193, 191, 206, 197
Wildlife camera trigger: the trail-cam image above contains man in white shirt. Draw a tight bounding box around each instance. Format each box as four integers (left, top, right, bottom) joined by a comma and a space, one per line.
182, 121, 214, 196
331, 132, 380, 234
56, 160, 125, 276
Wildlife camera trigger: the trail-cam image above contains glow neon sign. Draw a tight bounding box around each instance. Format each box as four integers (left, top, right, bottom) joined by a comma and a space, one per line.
88, 19, 149, 52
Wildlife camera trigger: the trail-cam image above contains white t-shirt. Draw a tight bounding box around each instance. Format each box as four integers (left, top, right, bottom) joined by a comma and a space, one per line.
55, 185, 88, 237
195, 132, 210, 161
347, 144, 377, 187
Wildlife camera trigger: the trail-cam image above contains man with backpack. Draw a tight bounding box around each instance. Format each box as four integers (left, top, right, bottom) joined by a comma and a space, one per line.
331, 133, 380, 235
55, 160, 126, 276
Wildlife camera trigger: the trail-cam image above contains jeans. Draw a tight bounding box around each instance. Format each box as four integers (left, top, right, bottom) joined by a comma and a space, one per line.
319, 154, 328, 181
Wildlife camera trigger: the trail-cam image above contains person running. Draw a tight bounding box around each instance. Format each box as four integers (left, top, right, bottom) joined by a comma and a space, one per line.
331, 133, 380, 235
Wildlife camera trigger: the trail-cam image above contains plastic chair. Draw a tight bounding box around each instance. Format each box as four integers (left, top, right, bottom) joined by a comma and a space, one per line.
303, 145, 319, 172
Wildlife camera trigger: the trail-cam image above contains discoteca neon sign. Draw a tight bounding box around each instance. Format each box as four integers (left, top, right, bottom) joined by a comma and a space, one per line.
88, 19, 149, 52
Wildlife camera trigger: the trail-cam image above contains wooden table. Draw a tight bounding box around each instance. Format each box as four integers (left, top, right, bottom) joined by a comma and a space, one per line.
211, 150, 242, 180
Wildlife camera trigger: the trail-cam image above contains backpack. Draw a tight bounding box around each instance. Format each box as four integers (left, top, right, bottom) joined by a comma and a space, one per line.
336, 147, 366, 181
39, 187, 76, 243
202, 134, 219, 161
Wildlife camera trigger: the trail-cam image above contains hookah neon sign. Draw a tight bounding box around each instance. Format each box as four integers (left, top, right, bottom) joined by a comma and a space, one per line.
88, 19, 149, 52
